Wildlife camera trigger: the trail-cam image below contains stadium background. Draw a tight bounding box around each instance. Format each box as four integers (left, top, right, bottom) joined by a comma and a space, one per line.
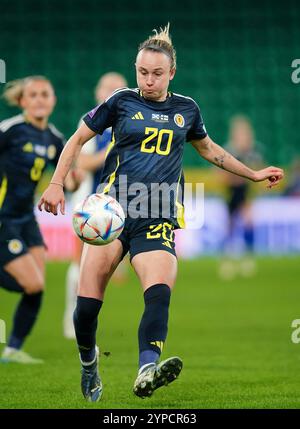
1, 0, 299, 166
1, 0, 300, 409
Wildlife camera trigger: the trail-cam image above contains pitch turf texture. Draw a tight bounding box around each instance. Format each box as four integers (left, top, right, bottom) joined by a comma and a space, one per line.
1, 257, 300, 409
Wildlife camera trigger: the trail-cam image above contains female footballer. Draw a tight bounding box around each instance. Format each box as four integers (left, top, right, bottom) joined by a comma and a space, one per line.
38, 25, 284, 401
0, 76, 76, 363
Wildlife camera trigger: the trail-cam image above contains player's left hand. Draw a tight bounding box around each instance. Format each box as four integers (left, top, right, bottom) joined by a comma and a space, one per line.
253, 166, 284, 188
38, 183, 65, 215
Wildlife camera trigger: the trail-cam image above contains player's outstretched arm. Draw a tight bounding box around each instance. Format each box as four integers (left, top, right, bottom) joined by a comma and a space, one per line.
191, 135, 284, 188
38, 123, 96, 215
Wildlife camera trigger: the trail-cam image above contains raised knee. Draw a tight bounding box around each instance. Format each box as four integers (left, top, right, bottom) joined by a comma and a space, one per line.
98, 261, 112, 278
23, 279, 45, 295
79, 265, 111, 295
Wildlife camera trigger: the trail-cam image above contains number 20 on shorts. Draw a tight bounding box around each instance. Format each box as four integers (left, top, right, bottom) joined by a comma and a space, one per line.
146, 222, 174, 242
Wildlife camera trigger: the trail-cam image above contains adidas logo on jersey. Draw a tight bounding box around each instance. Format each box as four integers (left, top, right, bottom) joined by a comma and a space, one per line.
23, 142, 34, 153
131, 112, 144, 120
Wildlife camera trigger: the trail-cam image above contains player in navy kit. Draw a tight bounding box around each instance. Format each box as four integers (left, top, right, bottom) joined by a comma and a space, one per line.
0, 76, 76, 363
38, 25, 284, 401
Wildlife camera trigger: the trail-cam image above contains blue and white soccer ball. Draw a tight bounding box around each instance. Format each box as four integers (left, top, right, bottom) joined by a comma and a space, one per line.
72, 193, 125, 245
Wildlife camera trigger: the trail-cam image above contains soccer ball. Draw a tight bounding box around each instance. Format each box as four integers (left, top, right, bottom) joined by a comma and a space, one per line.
72, 193, 125, 245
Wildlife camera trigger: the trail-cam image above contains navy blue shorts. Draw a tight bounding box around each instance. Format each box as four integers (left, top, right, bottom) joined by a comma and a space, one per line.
0, 217, 45, 267
117, 217, 177, 262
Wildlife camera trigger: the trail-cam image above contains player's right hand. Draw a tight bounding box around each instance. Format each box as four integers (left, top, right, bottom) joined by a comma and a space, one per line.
253, 166, 284, 188
38, 184, 65, 216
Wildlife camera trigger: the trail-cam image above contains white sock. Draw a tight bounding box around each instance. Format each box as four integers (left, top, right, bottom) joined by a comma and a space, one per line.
65, 262, 79, 316
63, 262, 79, 337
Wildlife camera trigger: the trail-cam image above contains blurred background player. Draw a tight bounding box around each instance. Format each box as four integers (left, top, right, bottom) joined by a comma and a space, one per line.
283, 158, 300, 197
0, 76, 78, 363
63, 72, 128, 339
218, 115, 263, 280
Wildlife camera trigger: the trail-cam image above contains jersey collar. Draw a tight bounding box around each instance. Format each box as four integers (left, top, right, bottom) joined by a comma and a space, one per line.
138, 89, 172, 102
23, 113, 49, 131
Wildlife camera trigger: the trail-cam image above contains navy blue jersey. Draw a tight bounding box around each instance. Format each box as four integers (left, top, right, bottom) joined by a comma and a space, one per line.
0, 114, 64, 223
83, 88, 207, 228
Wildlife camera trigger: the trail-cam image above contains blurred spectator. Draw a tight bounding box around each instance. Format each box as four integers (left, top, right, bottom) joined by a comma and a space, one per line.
283, 158, 300, 197
218, 115, 263, 280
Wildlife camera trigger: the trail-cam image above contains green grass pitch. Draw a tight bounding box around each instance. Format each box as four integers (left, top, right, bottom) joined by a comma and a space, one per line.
1, 257, 300, 409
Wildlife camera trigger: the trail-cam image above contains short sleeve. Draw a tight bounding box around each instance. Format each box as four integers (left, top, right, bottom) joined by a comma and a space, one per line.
186, 104, 207, 141
83, 96, 117, 134
77, 116, 97, 154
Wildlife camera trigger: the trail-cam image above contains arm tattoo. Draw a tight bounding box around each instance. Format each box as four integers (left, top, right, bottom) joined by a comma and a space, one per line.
214, 150, 227, 169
